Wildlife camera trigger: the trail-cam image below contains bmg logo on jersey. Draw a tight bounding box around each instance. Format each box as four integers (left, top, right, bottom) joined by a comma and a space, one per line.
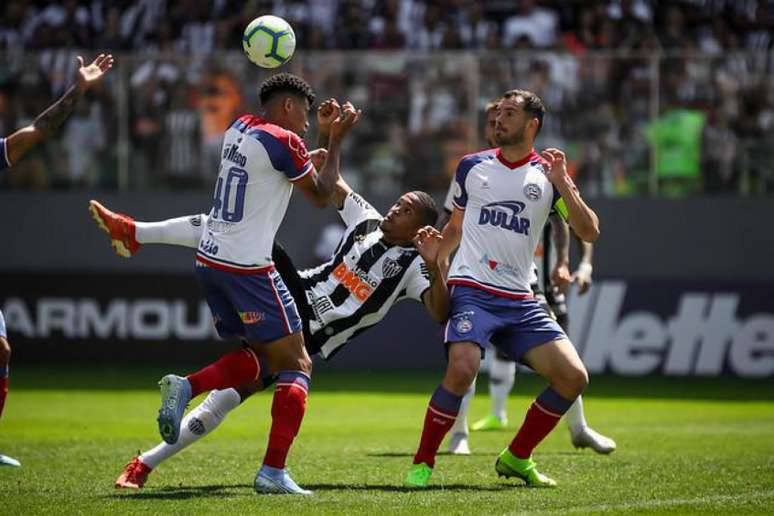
478, 200, 530, 235
333, 262, 377, 301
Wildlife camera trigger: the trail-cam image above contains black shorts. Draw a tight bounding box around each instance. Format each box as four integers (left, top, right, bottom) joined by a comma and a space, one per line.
271, 241, 322, 355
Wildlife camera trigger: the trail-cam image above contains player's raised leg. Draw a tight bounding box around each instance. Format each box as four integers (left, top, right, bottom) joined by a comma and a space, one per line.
89, 200, 206, 257
157, 347, 261, 444
406, 341, 479, 487
496, 338, 588, 487
116, 388, 244, 488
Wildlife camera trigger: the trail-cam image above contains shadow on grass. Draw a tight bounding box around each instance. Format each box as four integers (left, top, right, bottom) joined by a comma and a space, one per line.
302, 483, 515, 493
109, 483, 250, 501
108, 481, 515, 499
366, 451, 497, 458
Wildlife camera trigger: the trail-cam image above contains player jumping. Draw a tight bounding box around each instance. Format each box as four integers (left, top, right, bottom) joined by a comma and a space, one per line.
405, 89, 600, 488
0, 53, 114, 467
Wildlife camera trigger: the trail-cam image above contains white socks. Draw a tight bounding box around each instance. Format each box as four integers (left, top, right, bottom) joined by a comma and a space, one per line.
565, 395, 588, 436
135, 213, 207, 248
139, 388, 241, 469
451, 377, 476, 437
489, 356, 516, 421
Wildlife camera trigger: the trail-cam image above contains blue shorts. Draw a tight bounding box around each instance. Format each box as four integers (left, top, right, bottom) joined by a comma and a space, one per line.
0, 309, 5, 339
444, 285, 566, 363
195, 264, 302, 343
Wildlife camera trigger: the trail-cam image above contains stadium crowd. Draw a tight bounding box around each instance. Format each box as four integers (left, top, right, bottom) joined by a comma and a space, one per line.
0, 0, 773, 195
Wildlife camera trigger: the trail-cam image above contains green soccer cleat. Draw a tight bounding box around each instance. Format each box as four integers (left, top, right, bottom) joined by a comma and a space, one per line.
495, 449, 557, 488
471, 413, 507, 431
405, 463, 433, 488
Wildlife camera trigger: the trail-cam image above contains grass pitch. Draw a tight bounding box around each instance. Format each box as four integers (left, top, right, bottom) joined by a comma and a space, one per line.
1, 366, 773, 515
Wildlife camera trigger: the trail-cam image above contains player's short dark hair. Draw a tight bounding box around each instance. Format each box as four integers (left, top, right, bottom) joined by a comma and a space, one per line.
409, 191, 439, 229
259, 73, 316, 108
485, 99, 500, 114
502, 89, 545, 135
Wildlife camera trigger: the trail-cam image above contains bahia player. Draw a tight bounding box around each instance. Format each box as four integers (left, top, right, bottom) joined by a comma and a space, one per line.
406, 89, 600, 488
152, 73, 358, 496
0, 53, 114, 468
88, 92, 443, 492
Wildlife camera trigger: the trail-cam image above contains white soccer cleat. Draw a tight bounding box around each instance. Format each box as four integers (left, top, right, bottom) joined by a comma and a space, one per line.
254, 466, 312, 495
571, 426, 617, 454
0, 454, 21, 467
447, 432, 471, 455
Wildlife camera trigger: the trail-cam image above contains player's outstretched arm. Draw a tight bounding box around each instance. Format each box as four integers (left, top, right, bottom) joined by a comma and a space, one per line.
5, 54, 114, 167
415, 226, 450, 322
542, 148, 600, 242
549, 214, 571, 294
295, 101, 360, 208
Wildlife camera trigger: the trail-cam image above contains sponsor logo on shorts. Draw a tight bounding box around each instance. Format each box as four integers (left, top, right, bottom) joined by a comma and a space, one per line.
239, 311, 263, 324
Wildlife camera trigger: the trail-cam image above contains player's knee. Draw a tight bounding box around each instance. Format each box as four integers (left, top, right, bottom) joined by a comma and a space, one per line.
0, 337, 10, 366
563, 364, 588, 398
446, 355, 479, 393
297, 354, 313, 376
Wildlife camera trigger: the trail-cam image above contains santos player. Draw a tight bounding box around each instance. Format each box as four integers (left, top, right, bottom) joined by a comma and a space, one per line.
0, 53, 114, 468
405, 89, 600, 488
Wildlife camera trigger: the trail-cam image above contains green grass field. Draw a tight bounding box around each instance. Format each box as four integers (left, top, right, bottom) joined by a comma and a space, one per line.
1, 366, 773, 515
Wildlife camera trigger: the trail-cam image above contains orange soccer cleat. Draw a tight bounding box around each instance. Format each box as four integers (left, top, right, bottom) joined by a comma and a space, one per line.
89, 200, 140, 257
115, 456, 152, 489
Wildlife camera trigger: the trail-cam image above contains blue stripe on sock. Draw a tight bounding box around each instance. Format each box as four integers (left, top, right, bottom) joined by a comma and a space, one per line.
430, 385, 463, 414
278, 371, 310, 390
0, 366, 8, 378
537, 387, 574, 415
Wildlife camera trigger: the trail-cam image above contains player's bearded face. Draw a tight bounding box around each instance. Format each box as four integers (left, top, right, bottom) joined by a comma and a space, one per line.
494, 99, 531, 146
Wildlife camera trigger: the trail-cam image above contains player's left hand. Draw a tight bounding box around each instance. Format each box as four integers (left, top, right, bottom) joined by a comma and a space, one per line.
317, 98, 340, 133
572, 262, 593, 296
541, 148, 569, 186
413, 226, 443, 266
76, 53, 114, 93
551, 261, 572, 294
309, 148, 328, 170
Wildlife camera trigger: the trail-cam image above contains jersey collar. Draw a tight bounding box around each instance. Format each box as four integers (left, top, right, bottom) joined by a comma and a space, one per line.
496, 148, 537, 169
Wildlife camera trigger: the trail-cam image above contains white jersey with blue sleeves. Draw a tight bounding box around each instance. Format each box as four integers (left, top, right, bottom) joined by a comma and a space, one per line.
196, 115, 313, 272
448, 148, 566, 298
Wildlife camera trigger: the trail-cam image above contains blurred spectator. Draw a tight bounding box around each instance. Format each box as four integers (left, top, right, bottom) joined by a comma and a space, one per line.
502, 0, 558, 48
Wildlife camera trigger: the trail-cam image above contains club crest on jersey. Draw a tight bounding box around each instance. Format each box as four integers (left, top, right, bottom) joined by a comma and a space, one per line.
381, 257, 403, 278
523, 183, 542, 201
478, 200, 530, 235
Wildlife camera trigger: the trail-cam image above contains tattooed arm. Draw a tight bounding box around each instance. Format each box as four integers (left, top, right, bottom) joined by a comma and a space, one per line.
4, 54, 114, 167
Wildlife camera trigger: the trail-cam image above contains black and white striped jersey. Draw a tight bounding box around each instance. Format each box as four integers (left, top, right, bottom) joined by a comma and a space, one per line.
297, 192, 431, 359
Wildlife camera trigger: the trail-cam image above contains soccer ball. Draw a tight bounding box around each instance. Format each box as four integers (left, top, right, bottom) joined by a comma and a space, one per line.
242, 15, 296, 68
